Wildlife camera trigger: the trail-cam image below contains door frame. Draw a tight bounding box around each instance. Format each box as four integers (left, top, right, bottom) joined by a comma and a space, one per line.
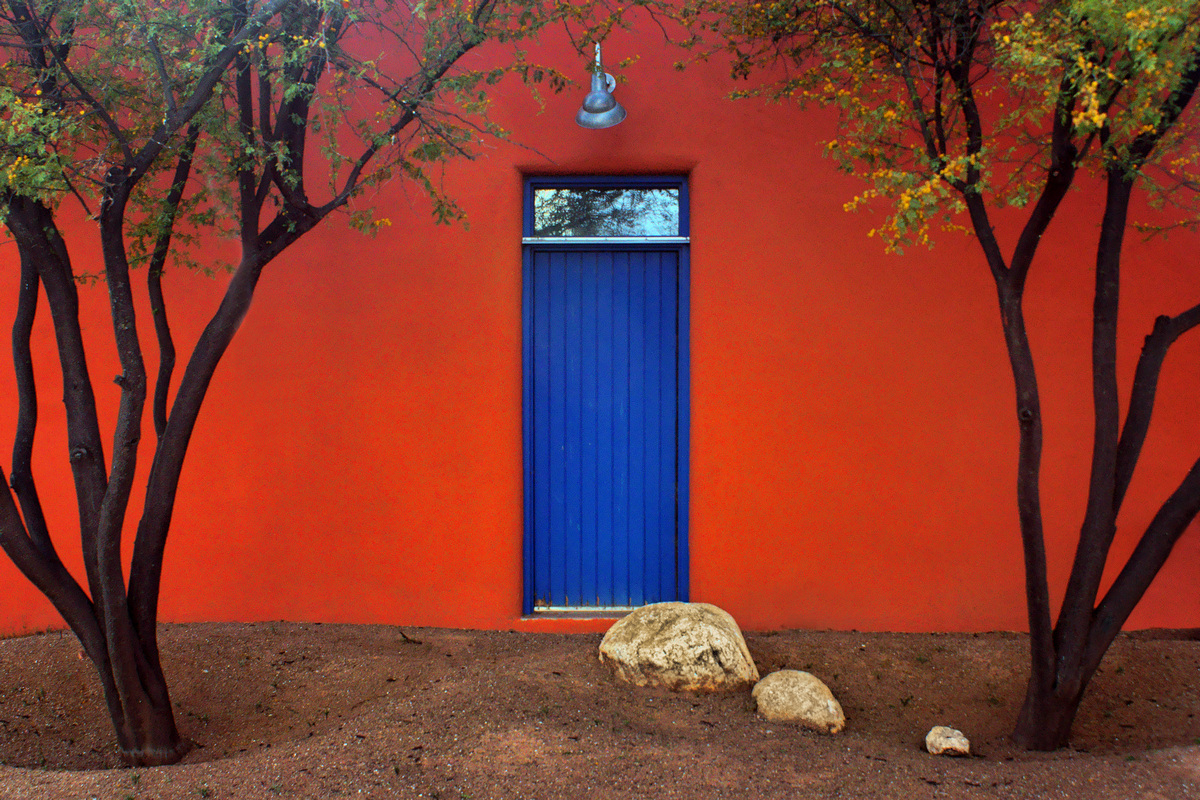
521, 175, 690, 613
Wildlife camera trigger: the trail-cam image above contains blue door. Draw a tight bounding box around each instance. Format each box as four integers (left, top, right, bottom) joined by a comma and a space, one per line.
522, 177, 689, 611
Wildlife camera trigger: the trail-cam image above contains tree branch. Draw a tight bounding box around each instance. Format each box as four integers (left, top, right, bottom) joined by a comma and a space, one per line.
996, 277, 1055, 693
3, 195, 109, 610
94, 166, 152, 725
148, 125, 201, 440
1007, 73, 1079, 291
128, 254, 271, 656
0, 478, 104, 664
1084, 456, 1200, 675
9, 241, 53, 558
128, 0, 298, 180
1114, 303, 1200, 510
1053, 164, 1133, 678
325, 31, 483, 214
147, 33, 177, 117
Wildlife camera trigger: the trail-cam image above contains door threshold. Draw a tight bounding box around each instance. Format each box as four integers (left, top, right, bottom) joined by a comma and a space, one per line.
525, 607, 633, 620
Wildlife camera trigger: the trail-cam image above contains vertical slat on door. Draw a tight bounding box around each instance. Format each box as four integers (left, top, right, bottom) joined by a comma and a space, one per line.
532, 252, 551, 606
659, 251, 680, 601
580, 252, 599, 607
547, 251, 566, 606
610, 251, 631, 606
626, 254, 646, 606
563, 253, 582, 605
646, 252, 665, 605
595, 252, 615, 607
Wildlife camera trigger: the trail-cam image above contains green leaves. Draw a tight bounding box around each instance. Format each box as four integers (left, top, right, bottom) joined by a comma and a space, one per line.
0, 86, 80, 206
683, 0, 1200, 252
1, 0, 639, 276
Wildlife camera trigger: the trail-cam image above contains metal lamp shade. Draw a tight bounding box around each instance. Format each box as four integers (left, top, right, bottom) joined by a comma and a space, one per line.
576, 64, 626, 129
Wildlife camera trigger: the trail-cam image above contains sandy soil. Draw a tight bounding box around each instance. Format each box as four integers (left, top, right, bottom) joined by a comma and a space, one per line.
0, 622, 1197, 799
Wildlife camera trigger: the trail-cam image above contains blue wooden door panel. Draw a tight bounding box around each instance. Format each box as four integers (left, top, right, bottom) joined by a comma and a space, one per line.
527, 246, 681, 608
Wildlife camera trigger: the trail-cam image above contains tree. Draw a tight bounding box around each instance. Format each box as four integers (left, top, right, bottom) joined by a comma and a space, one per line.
680, 0, 1200, 748
0, 0, 600, 766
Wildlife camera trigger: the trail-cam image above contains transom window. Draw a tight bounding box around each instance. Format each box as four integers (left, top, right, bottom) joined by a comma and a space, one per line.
523, 177, 688, 242
532, 187, 680, 237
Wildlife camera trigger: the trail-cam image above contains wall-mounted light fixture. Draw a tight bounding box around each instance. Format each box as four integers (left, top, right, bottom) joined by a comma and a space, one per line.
576, 43, 626, 129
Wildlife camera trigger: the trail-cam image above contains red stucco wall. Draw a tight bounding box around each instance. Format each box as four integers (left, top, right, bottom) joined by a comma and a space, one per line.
2, 26, 1198, 635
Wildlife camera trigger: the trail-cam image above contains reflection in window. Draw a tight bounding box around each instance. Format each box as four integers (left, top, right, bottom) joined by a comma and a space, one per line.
533, 187, 680, 237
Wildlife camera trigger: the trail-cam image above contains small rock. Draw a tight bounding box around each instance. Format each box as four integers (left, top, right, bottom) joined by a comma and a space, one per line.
598, 602, 759, 692
925, 725, 971, 756
752, 670, 845, 734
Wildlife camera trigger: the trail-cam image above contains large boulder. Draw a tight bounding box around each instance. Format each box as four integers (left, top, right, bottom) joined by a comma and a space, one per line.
598, 602, 759, 692
752, 670, 845, 734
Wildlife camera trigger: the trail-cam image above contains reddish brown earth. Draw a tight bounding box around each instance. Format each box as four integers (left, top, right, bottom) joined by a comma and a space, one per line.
0, 622, 1197, 799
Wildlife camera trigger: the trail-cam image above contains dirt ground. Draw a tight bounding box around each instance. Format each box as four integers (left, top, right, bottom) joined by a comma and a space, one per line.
0, 623, 1197, 799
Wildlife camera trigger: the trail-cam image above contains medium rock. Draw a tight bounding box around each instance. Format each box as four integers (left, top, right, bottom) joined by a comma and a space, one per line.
751, 670, 845, 734
598, 602, 759, 692
925, 725, 971, 756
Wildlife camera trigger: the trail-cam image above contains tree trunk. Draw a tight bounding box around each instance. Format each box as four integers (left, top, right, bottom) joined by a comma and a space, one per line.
2, 194, 190, 767
1012, 676, 1084, 751
102, 664, 190, 767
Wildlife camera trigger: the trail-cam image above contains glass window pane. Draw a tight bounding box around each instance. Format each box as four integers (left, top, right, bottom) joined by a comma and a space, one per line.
533, 187, 680, 237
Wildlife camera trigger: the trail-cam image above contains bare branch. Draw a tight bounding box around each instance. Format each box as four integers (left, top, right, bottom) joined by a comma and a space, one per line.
1114, 303, 1200, 510
9, 242, 53, 557
3, 195, 109, 609
148, 125, 201, 440
1085, 455, 1200, 674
